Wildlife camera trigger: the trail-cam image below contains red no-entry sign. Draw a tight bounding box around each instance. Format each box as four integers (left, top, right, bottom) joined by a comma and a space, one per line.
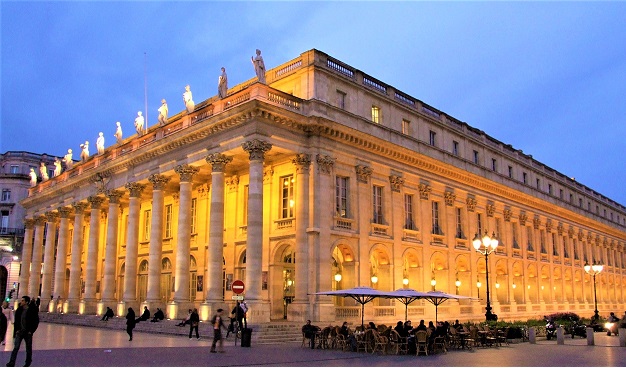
232, 280, 245, 295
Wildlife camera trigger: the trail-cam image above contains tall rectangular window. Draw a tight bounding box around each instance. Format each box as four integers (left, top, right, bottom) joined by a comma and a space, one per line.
536, 178, 541, 190
190, 198, 197, 234
491, 158, 497, 172
337, 90, 346, 109
563, 237, 569, 258
371, 106, 380, 123
1, 190, 10, 201
512, 223, 520, 249
431, 201, 442, 234
508, 166, 513, 178
143, 210, 151, 241
473, 150, 479, 164
452, 141, 459, 156
372, 185, 383, 224
280, 175, 294, 219
1, 211, 9, 233
527, 227, 534, 251
336, 176, 349, 217
402, 119, 411, 135
404, 194, 415, 230
540, 230, 546, 254
552, 233, 558, 256
559, 189, 563, 199
165, 204, 173, 238
573, 239, 579, 260
523, 172, 527, 184
477, 213, 483, 235
455, 208, 464, 238
243, 185, 249, 225
548, 184, 553, 195
10, 165, 19, 174
496, 218, 503, 248
429, 131, 436, 146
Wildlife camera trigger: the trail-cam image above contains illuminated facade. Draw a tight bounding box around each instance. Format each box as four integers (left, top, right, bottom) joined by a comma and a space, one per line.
19, 49, 625, 323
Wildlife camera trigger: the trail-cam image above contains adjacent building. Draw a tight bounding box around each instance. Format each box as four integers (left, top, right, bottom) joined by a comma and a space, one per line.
18, 49, 625, 323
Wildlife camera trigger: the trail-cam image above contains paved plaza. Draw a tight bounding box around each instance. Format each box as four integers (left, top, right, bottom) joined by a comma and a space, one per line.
0, 323, 623, 367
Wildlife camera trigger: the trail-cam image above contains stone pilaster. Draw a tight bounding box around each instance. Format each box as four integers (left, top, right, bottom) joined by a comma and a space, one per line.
101, 190, 123, 304
84, 196, 105, 312
53, 207, 72, 309
67, 202, 88, 313
40, 211, 59, 309
147, 175, 170, 307
292, 154, 311, 305
173, 165, 198, 306
123, 183, 145, 308
28, 216, 46, 299
18, 219, 35, 298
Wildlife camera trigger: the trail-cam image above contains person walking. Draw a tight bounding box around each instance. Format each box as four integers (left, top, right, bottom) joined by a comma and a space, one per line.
189, 308, 200, 340
6, 296, 39, 367
210, 309, 226, 353
125, 308, 136, 341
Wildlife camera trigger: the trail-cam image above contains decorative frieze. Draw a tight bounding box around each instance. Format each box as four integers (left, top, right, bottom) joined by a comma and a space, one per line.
227, 176, 239, 191
389, 175, 405, 192
175, 164, 199, 182
44, 211, 59, 223
263, 168, 274, 183
57, 206, 72, 219
466, 197, 477, 212
72, 201, 89, 214
124, 182, 146, 198
292, 153, 311, 173
196, 184, 209, 197
106, 190, 124, 204
444, 191, 456, 206
91, 172, 111, 193
242, 139, 272, 161
355, 165, 372, 183
148, 174, 170, 190
316, 154, 335, 174
205, 153, 233, 172
88, 195, 105, 209
503, 208, 512, 222
519, 212, 527, 226
486, 203, 495, 217
418, 183, 431, 200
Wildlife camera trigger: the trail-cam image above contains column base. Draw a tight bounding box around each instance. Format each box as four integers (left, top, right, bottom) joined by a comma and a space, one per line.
80, 299, 98, 315
286, 301, 309, 322
117, 301, 127, 318
64, 299, 80, 314
171, 300, 197, 320
199, 301, 230, 322
246, 300, 271, 324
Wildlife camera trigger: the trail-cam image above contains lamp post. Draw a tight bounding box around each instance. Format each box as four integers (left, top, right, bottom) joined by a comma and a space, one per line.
584, 260, 603, 321
473, 231, 498, 321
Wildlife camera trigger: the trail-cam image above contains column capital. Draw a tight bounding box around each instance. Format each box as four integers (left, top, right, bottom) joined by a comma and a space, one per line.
125, 182, 146, 197
57, 206, 72, 218
174, 164, 199, 182
316, 154, 335, 174
148, 174, 170, 190
87, 195, 105, 209
355, 165, 372, 183
389, 175, 405, 193
205, 153, 233, 172
242, 139, 272, 161
418, 183, 431, 200
444, 191, 456, 206
106, 190, 124, 204
34, 215, 47, 226
45, 211, 59, 223
292, 153, 311, 173
23, 218, 35, 229
72, 202, 89, 214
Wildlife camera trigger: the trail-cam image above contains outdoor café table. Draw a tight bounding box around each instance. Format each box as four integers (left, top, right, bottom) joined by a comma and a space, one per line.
457, 331, 471, 350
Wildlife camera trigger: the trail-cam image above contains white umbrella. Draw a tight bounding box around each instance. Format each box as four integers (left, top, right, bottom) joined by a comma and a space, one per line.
384, 288, 430, 322
422, 290, 477, 322
313, 286, 387, 330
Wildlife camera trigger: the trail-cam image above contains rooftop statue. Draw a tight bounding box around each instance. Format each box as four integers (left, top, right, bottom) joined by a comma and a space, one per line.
218, 67, 228, 98
114, 122, 123, 144
80, 141, 89, 162
39, 162, 49, 181
53, 157, 62, 177
158, 99, 168, 126
251, 49, 266, 84
183, 85, 195, 113
63, 149, 74, 170
29, 168, 37, 187
134, 111, 144, 136
96, 132, 105, 155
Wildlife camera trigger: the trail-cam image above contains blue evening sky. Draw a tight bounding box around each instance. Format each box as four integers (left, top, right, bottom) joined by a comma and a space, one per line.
2, 2, 626, 205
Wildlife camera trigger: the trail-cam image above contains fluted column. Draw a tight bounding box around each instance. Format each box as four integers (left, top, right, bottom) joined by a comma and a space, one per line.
67, 202, 88, 311
28, 216, 46, 298
242, 139, 272, 301
293, 153, 311, 303
123, 183, 145, 305
84, 196, 105, 306
173, 165, 198, 303
53, 207, 72, 304
147, 174, 170, 305
101, 190, 123, 304
205, 153, 232, 303
40, 211, 59, 308
19, 219, 35, 298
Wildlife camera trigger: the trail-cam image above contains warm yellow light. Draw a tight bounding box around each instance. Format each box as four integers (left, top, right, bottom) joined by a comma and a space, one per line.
512, 283, 517, 289
371, 275, 378, 284
477, 281, 482, 288
287, 279, 293, 286
402, 277, 409, 286
289, 199, 294, 208
455, 279, 461, 287
430, 278, 436, 287
495, 282, 500, 289
334, 272, 342, 282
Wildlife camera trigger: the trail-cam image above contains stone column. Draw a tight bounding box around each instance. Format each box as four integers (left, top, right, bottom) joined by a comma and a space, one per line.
53, 207, 72, 309
40, 211, 59, 309
292, 154, 311, 304
205, 154, 232, 305
122, 183, 145, 308
67, 202, 88, 312
18, 219, 35, 298
28, 216, 46, 299
173, 165, 198, 306
147, 174, 170, 307
83, 195, 105, 312
242, 139, 272, 302
101, 190, 123, 305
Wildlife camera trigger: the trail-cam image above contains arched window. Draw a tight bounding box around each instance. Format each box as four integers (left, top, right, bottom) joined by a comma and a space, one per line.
138, 260, 148, 302
160, 258, 172, 302
190, 255, 197, 301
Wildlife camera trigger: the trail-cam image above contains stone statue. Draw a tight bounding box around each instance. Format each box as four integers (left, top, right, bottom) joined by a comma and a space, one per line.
114, 122, 123, 144
29, 168, 37, 187
251, 49, 266, 84
63, 149, 74, 170
157, 99, 168, 126
134, 111, 144, 136
53, 157, 62, 177
183, 85, 195, 113
218, 67, 228, 98
96, 132, 105, 155
80, 141, 89, 162
39, 162, 49, 181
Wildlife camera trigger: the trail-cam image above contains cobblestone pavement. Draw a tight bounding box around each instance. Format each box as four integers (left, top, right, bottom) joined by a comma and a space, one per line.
0, 323, 623, 367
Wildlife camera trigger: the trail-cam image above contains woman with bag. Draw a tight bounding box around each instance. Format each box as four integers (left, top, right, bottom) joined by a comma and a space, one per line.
189, 308, 200, 340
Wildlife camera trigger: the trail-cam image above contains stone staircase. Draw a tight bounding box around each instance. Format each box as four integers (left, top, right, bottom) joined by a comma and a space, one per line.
39, 313, 303, 345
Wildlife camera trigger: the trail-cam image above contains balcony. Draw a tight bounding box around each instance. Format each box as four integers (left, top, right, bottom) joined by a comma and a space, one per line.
333, 217, 354, 231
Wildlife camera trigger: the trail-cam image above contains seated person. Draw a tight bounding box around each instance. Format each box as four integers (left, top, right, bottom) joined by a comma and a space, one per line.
177, 309, 193, 326
339, 321, 350, 337
413, 319, 428, 333
394, 321, 407, 337
302, 320, 320, 349
136, 306, 150, 323
150, 308, 164, 322
101, 307, 114, 321
453, 319, 463, 331
367, 321, 377, 330
403, 320, 413, 336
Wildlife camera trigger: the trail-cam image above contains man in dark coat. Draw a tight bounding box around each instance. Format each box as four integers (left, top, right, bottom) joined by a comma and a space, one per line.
7, 296, 39, 367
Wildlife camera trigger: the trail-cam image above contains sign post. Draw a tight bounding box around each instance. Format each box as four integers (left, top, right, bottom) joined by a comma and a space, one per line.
232, 280, 245, 295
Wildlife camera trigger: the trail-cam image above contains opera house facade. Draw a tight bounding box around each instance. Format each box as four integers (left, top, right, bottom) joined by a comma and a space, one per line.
19, 49, 625, 323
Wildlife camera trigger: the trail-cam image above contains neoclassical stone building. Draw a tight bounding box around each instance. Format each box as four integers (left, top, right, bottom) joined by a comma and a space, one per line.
20, 49, 625, 323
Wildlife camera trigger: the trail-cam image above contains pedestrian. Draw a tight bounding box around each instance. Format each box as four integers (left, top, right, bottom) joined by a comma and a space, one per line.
6, 296, 39, 367
1, 301, 14, 345
125, 307, 136, 341
210, 308, 226, 353
189, 308, 200, 340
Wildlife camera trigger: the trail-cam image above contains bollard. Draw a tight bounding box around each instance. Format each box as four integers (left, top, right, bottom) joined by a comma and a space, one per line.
619, 328, 626, 347
556, 326, 565, 345
586, 327, 594, 345
529, 327, 536, 344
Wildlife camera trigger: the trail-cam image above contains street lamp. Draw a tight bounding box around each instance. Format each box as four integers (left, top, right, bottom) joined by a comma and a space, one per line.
473, 231, 499, 321
584, 260, 603, 321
